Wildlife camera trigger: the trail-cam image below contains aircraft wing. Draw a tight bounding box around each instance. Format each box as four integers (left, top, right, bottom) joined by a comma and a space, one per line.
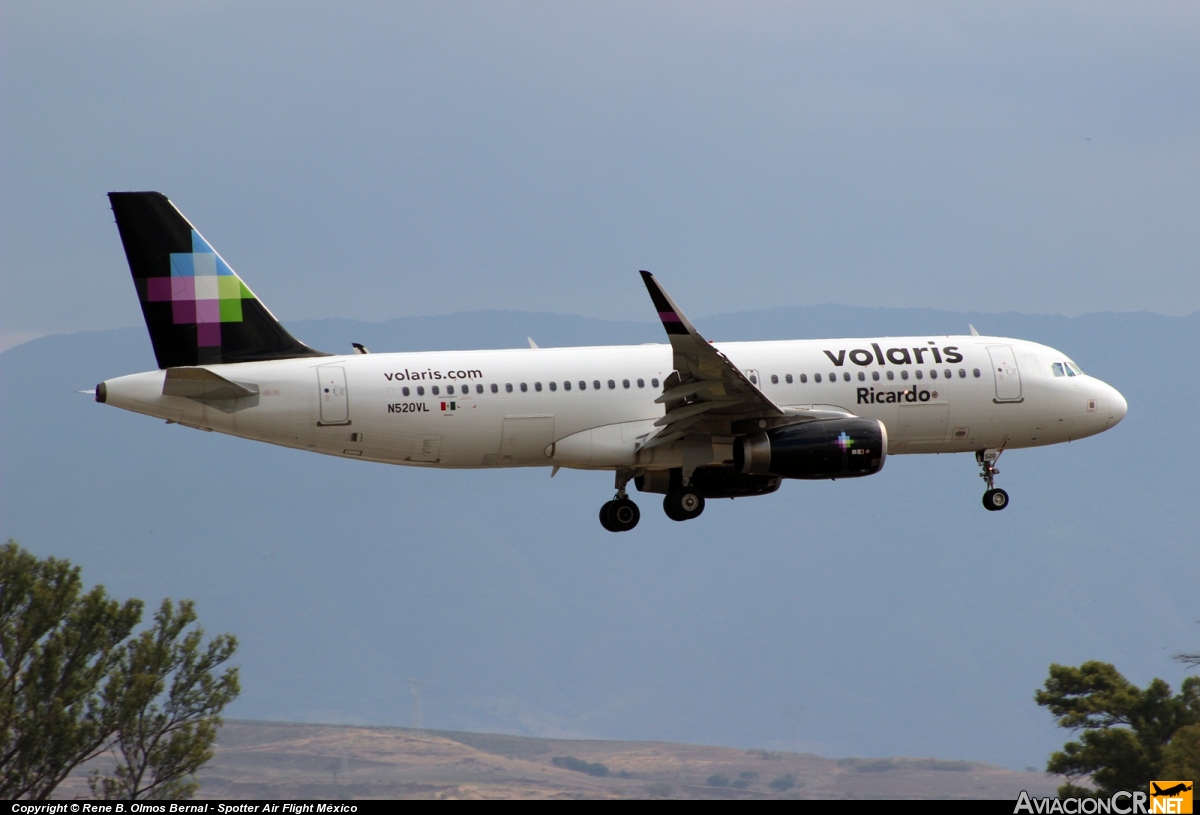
640, 271, 789, 448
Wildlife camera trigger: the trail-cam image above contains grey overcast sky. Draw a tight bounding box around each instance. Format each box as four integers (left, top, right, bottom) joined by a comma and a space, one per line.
2, 2, 1197, 350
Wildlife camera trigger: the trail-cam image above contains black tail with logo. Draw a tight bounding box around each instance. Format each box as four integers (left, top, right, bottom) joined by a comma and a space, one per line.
108, 191, 328, 369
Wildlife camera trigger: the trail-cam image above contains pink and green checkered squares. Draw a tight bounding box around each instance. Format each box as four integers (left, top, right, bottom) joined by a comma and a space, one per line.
144, 230, 257, 348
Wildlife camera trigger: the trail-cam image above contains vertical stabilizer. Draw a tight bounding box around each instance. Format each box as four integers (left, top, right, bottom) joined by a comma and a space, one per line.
108, 191, 327, 368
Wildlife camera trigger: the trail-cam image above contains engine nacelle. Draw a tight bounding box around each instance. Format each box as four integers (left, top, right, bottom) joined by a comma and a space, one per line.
734, 417, 887, 480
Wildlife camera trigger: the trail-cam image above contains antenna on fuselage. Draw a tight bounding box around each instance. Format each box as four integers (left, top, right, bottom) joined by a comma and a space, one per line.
969, 324, 980, 337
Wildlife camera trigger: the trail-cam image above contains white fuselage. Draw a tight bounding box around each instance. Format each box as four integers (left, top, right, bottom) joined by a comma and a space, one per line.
99, 335, 1127, 473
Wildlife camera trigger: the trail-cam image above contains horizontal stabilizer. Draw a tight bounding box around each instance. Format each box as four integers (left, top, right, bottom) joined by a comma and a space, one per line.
163, 367, 259, 401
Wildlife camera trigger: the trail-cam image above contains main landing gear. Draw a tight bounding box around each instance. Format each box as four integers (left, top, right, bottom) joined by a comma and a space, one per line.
600, 498, 640, 532
663, 486, 705, 522
600, 470, 641, 532
598, 470, 709, 530
977, 449, 1009, 511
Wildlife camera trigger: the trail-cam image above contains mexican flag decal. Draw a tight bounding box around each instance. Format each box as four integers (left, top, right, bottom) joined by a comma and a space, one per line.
440, 401, 457, 411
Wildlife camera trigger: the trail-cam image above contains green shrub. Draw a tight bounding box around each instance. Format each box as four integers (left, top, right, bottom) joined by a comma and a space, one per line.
769, 773, 796, 791
551, 755, 609, 777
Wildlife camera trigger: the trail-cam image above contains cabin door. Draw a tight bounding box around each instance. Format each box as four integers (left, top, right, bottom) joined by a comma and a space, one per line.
317, 366, 351, 425
987, 346, 1023, 403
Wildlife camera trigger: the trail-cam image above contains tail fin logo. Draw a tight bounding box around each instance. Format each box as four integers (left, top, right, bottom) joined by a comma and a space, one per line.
142, 230, 257, 349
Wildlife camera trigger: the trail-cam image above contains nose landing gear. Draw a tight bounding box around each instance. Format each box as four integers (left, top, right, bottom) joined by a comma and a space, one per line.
599, 470, 641, 532
977, 449, 1009, 511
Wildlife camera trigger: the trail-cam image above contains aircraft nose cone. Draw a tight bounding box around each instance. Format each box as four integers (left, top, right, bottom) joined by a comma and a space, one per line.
1107, 385, 1128, 427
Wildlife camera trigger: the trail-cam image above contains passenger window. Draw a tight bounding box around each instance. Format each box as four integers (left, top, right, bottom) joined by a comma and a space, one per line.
958, 369, 966, 378
770, 374, 778, 384
593, 380, 601, 390
520, 383, 528, 392
447, 385, 455, 394
623, 379, 630, 389
549, 381, 557, 391
900, 371, 909, 381
943, 369, 951, 380
652, 378, 660, 388
843, 372, 851, 382
886, 371, 895, 381
535, 382, 542, 392
973, 368, 981, 378
608, 380, 615, 389
915, 370, 923, 380
785, 374, 793, 384
432, 385, 440, 395
857, 372, 865, 381
871, 371, 880, 381
417, 386, 425, 396
402, 387, 410, 396
504, 383, 512, 393
491, 384, 498, 393
1052, 362, 1065, 377
476, 384, 484, 394
749, 374, 758, 384
814, 373, 822, 383
637, 379, 645, 388
829, 373, 836, 382
564, 381, 572, 391
800, 374, 808, 383
929, 370, 936, 380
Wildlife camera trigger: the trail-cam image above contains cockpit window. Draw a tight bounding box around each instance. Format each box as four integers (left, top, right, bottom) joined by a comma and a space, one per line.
1051, 362, 1065, 377
1065, 362, 1083, 376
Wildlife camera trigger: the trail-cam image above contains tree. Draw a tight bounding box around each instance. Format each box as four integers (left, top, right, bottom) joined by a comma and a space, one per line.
1035, 661, 1200, 797
90, 599, 239, 800
0, 541, 238, 799
1162, 723, 1200, 781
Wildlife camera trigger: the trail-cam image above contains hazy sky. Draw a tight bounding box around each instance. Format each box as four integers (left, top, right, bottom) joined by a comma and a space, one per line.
3, 2, 1197, 350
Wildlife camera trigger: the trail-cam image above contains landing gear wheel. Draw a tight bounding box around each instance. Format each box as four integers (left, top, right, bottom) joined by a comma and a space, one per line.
600, 498, 640, 532
663, 488, 705, 522
610, 498, 640, 531
599, 501, 618, 531
983, 488, 1009, 511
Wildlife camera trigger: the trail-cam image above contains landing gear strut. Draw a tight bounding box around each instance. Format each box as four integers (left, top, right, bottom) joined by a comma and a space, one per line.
977, 449, 1009, 511
599, 470, 640, 532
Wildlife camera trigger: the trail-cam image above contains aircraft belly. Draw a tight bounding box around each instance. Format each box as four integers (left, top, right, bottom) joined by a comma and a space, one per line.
551, 419, 659, 467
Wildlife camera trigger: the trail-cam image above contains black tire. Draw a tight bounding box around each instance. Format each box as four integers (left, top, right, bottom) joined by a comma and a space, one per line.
983, 488, 1009, 511
610, 499, 640, 531
599, 500, 618, 531
664, 488, 705, 522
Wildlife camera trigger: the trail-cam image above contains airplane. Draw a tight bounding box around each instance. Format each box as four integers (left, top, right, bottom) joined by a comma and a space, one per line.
1152, 783, 1193, 797
95, 192, 1128, 532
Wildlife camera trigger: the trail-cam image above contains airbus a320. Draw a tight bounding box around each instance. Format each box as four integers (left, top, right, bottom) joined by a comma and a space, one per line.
95, 192, 1128, 531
